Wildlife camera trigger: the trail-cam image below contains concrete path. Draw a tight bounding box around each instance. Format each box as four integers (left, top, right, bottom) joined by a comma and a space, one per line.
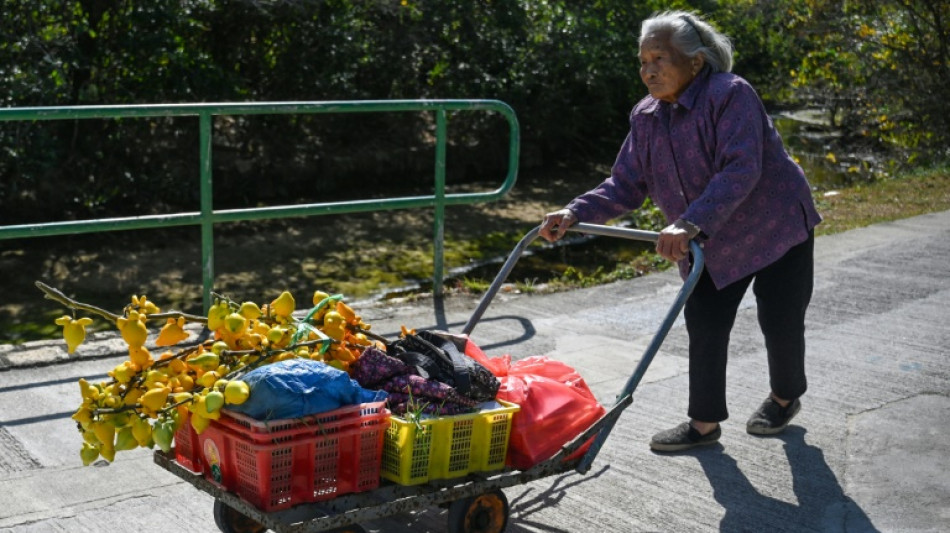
1, 210, 948, 532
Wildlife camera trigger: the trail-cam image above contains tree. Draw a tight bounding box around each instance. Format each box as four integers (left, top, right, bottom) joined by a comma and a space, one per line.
788, 0, 950, 158
2, 0, 946, 225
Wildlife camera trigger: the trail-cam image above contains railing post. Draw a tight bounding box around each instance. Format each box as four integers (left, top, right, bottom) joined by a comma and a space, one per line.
432, 108, 448, 297
0, 100, 520, 314
198, 112, 215, 314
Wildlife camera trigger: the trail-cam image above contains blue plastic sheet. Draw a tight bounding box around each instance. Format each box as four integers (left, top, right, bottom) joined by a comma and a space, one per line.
228, 358, 388, 420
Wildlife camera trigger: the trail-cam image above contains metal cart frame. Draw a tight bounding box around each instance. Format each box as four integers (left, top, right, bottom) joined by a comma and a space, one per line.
154, 223, 704, 533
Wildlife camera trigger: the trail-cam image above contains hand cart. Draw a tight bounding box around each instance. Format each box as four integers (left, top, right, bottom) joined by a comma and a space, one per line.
153, 223, 704, 533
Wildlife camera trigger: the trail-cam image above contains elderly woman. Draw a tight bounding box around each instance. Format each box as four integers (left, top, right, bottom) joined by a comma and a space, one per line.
540, 11, 822, 452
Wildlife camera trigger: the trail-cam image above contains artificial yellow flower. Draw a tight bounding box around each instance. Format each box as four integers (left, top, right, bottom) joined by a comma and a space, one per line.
55, 315, 94, 353
155, 316, 189, 346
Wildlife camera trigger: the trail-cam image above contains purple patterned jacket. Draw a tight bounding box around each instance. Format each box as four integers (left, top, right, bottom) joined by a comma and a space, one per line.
566, 69, 822, 289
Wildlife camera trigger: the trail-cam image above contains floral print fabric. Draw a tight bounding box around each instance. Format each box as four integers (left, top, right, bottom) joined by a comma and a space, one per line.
566, 69, 822, 289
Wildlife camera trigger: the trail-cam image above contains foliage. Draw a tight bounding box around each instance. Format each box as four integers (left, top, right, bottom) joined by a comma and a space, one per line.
711, 0, 807, 103
616, 197, 666, 232
0, 0, 947, 225
783, 0, 950, 159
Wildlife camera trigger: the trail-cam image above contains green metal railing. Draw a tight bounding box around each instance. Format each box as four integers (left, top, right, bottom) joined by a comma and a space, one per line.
0, 100, 520, 311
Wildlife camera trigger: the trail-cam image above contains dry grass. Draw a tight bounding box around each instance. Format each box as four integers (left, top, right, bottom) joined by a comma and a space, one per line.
814, 167, 950, 236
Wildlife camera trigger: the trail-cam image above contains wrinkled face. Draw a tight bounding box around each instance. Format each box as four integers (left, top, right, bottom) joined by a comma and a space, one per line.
639, 31, 702, 103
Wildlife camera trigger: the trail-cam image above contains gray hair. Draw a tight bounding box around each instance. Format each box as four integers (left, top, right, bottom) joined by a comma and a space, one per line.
640, 11, 733, 73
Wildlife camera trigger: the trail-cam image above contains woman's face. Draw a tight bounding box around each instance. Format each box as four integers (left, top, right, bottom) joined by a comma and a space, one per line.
639, 31, 701, 103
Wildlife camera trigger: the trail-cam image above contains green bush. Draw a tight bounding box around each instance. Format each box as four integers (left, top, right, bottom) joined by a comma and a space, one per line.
1, 1, 946, 225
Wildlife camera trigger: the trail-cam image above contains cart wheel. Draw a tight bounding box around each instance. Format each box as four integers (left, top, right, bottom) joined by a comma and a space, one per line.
213, 499, 267, 533
447, 489, 510, 533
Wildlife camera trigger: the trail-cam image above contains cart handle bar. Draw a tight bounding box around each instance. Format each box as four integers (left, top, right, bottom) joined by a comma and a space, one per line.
459, 222, 704, 474
461, 222, 702, 336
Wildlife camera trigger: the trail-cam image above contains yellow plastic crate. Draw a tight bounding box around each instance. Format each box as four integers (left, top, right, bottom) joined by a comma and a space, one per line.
381, 400, 519, 485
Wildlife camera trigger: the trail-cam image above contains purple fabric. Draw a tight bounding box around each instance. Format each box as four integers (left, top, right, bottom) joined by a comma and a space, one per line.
386, 392, 478, 416
383, 374, 479, 407
566, 70, 822, 289
354, 347, 477, 416
353, 347, 410, 388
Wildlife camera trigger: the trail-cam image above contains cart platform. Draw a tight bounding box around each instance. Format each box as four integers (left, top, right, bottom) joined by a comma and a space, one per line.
153, 223, 703, 533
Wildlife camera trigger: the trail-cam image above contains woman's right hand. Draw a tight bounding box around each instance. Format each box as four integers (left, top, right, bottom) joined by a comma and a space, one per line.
539, 208, 577, 242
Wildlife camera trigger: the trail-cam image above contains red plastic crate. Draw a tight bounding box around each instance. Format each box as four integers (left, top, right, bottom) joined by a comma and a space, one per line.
172, 402, 386, 473
192, 404, 389, 512
173, 412, 202, 474
215, 402, 387, 445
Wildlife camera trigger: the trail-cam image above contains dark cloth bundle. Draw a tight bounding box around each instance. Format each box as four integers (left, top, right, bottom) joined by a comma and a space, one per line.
386, 330, 500, 403
354, 346, 484, 416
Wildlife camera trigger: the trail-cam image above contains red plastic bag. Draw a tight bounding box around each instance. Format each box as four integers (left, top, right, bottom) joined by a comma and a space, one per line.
462, 338, 606, 470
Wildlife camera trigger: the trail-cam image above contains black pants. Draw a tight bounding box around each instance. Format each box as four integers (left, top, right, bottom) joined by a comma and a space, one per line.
685, 232, 814, 422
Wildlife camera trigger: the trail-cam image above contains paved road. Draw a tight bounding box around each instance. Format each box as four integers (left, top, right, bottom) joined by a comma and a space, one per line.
1, 210, 948, 532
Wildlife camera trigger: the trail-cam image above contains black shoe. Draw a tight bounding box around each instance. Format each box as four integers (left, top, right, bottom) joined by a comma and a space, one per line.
746, 397, 801, 435
650, 422, 721, 452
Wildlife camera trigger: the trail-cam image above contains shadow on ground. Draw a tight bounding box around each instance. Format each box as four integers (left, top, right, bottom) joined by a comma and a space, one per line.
694, 427, 879, 533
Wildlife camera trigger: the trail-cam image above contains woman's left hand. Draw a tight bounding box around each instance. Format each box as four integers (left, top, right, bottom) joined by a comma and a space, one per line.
656, 219, 700, 262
